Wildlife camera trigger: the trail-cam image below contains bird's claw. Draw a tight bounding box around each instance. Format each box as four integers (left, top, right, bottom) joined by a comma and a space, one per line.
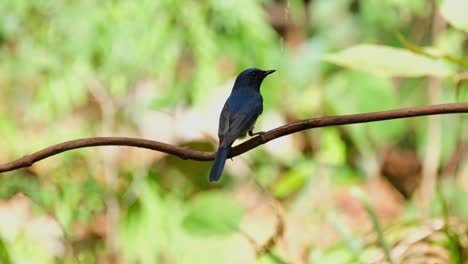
259, 131, 266, 141
249, 130, 263, 137
249, 131, 265, 141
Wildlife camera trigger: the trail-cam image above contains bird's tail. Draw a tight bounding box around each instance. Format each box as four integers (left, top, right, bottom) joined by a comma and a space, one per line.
209, 147, 231, 182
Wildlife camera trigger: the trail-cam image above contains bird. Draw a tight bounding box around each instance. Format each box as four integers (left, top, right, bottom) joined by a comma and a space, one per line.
209, 68, 275, 182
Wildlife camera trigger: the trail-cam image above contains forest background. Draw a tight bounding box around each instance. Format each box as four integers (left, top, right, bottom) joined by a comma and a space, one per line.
1, 0, 468, 263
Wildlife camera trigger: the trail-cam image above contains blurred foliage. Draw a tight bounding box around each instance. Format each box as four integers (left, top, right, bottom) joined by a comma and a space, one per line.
182, 191, 244, 236
0, 0, 468, 263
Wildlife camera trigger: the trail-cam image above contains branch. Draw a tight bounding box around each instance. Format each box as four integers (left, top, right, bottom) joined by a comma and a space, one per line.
1, 103, 467, 173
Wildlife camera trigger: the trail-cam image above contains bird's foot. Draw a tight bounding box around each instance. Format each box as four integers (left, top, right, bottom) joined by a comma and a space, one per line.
249, 130, 266, 141
249, 130, 263, 137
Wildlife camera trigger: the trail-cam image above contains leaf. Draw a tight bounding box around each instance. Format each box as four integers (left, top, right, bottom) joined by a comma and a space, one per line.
325, 44, 453, 77
272, 160, 313, 198
351, 187, 394, 264
182, 192, 244, 237
0, 238, 12, 264
441, 0, 468, 33
320, 128, 346, 165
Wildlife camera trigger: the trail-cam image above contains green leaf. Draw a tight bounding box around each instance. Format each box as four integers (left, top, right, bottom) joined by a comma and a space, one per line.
441, 0, 468, 33
272, 173, 306, 199
325, 44, 453, 77
182, 192, 244, 237
351, 187, 394, 264
0, 237, 12, 264
320, 128, 346, 165
272, 160, 313, 198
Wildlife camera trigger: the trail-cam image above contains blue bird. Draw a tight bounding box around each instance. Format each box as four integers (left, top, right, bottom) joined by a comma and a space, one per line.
209, 68, 275, 182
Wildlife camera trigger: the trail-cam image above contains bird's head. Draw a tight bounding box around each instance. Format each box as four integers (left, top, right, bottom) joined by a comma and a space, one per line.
233, 68, 275, 91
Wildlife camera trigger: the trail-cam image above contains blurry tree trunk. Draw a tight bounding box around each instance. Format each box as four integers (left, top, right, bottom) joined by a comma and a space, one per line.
418, 1, 446, 215
265, 0, 310, 48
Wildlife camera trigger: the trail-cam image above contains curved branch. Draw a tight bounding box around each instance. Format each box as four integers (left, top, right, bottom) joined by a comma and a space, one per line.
1, 103, 467, 173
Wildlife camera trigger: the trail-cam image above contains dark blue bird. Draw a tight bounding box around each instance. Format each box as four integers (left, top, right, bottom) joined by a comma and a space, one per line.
209, 68, 275, 182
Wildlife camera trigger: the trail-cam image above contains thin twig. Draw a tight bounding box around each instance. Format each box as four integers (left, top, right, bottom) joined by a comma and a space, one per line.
239, 205, 287, 263
256, 206, 285, 256
1, 103, 468, 174
396, 33, 468, 68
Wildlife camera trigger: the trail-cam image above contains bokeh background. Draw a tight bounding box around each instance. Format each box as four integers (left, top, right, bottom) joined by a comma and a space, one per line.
1, 0, 468, 263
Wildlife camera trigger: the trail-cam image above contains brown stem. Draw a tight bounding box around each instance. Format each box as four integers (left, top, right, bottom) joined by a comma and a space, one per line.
1, 103, 468, 174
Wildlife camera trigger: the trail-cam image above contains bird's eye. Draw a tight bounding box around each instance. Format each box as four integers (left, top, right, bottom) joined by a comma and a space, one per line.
251, 72, 256, 76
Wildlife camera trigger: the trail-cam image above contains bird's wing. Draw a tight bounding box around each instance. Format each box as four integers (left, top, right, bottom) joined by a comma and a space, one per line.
218, 98, 262, 148
218, 102, 231, 141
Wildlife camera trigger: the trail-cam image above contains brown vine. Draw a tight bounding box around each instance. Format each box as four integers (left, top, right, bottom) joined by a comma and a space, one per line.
0, 103, 467, 173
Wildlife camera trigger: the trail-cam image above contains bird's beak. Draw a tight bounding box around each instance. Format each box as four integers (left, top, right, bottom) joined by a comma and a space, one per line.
263, 69, 276, 77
